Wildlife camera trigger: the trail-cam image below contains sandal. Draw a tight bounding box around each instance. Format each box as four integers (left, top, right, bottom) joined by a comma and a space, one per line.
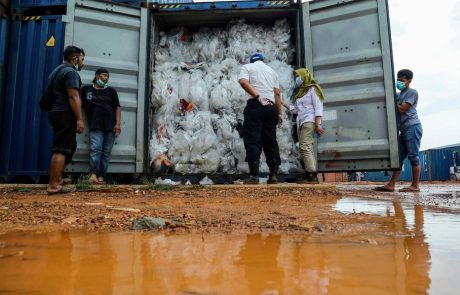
47, 186, 75, 195
399, 187, 420, 192
373, 186, 395, 192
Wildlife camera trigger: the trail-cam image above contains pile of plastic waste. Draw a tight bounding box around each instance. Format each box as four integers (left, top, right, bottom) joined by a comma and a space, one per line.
149, 19, 302, 174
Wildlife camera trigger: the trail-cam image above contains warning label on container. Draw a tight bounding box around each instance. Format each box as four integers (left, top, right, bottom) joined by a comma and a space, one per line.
46, 36, 56, 47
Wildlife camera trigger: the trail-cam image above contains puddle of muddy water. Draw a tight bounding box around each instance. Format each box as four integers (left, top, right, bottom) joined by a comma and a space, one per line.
1, 198, 460, 294
335, 197, 460, 295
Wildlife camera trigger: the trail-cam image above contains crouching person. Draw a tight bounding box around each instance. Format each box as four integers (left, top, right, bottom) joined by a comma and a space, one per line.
81, 69, 121, 184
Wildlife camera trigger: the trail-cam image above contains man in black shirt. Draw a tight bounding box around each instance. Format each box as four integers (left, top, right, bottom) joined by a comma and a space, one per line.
47, 46, 85, 194
81, 68, 121, 184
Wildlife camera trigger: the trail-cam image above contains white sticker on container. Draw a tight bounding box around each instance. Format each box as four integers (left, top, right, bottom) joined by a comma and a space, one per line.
323, 110, 337, 121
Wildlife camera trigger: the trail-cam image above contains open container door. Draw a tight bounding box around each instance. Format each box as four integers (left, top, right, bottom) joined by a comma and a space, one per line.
63, 0, 148, 173
300, 0, 399, 172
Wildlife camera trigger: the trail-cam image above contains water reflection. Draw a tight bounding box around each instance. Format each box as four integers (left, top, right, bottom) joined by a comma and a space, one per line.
0, 202, 441, 294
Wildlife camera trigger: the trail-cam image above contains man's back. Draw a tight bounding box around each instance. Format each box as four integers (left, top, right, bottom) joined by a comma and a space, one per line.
49, 64, 81, 113
240, 61, 279, 101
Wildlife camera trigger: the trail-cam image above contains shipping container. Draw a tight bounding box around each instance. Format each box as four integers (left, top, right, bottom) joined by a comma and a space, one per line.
0, 15, 65, 182
0, 16, 10, 127
1, 0, 399, 180
11, 0, 66, 13
366, 144, 460, 182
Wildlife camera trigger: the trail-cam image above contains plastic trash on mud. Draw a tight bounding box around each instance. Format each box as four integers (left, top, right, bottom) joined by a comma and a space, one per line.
149, 18, 300, 175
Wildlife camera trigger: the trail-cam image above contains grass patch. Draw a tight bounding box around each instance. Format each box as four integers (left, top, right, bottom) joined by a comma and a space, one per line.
76, 174, 92, 191
142, 184, 176, 191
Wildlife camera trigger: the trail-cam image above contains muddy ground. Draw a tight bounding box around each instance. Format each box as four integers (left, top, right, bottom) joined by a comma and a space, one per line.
0, 184, 347, 235
1, 183, 458, 235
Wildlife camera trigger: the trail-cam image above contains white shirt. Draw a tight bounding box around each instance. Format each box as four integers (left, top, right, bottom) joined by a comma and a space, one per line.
290, 87, 323, 127
239, 61, 280, 102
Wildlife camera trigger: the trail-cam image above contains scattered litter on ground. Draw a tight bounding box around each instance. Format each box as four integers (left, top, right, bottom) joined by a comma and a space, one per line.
154, 177, 180, 186
62, 217, 78, 224
199, 176, 214, 185
85, 203, 105, 206
107, 206, 141, 213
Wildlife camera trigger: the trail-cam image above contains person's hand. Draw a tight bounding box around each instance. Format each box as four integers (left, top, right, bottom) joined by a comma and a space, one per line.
315, 124, 324, 136
114, 124, 121, 136
76, 119, 85, 134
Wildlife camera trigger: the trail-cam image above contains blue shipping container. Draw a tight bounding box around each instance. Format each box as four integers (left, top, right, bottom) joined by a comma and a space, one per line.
426, 146, 460, 181
11, 0, 66, 12
0, 15, 65, 182
366, 145, 460, 182
0, 17, 10, 124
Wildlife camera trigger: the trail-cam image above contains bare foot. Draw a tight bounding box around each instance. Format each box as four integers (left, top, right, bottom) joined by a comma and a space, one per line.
89, 174, 100, 184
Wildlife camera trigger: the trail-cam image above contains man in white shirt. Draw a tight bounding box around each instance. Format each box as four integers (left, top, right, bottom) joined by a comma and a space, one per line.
238, 53, 282, 184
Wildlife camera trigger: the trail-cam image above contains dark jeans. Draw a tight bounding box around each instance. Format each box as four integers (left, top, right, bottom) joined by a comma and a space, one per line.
399, 123, 423, 166
48, 111, 76, 164
242, 99, 281, 169
89, 130, 115, 178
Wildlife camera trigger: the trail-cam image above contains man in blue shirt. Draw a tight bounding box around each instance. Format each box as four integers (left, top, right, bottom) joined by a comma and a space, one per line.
376, 69, 423, 192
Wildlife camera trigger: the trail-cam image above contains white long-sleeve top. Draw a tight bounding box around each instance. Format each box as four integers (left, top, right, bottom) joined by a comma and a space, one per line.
289, 87, 324, 128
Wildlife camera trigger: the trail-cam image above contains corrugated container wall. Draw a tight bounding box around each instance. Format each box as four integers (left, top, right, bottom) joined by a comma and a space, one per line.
11, 0, 66, 12
0, 16, 10, 126
426, 146, 460, 181
0, 15, 65, 181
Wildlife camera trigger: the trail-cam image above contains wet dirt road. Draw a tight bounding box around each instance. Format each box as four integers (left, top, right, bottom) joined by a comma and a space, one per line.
1, 183, 460, 294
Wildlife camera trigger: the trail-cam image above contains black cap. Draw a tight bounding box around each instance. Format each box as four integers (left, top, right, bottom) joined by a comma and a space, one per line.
95, 68, 109, 76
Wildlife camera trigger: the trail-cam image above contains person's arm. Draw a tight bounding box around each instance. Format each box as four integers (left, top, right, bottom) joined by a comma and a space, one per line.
274, 87, 282, 114
239, 78, 258, 98
397, 90, 417, 113
112, 89, 121, 136
67, 88, 84, 134
311, 88, 324, 136
238, 65, 258, 99
397, 103, 411, 113
114, 107, 121, 136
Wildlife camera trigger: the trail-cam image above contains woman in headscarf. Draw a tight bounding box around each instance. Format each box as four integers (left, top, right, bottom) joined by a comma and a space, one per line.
284, 68, 325, 183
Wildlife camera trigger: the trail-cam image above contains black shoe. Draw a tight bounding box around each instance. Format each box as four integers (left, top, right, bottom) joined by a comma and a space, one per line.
308, 172, 319, 184
298, 172, 319, 184
244, 162, 260, 184
267, 166, 279, 184
243, 175, 260, 184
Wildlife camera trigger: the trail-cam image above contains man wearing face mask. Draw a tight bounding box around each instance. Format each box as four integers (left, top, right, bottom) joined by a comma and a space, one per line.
81, 69, 121, 184
47, 46, 85, 194
375, 69, 422, 192
283, 68, 324, 183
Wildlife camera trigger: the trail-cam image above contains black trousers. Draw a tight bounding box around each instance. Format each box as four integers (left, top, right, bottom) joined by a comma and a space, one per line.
243, 99, 281, 169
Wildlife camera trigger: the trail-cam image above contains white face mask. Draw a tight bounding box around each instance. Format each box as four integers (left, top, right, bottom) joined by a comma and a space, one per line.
295, 76, 304, 87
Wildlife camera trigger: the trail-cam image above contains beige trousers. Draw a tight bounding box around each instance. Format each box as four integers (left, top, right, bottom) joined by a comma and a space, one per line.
298, 122, 317, 172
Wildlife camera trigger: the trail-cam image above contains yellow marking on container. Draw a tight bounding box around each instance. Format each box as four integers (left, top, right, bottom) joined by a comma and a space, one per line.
46, 36, 56, 47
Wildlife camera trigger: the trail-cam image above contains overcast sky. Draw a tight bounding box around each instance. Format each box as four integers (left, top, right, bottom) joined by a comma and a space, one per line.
389, 0, 460, 150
